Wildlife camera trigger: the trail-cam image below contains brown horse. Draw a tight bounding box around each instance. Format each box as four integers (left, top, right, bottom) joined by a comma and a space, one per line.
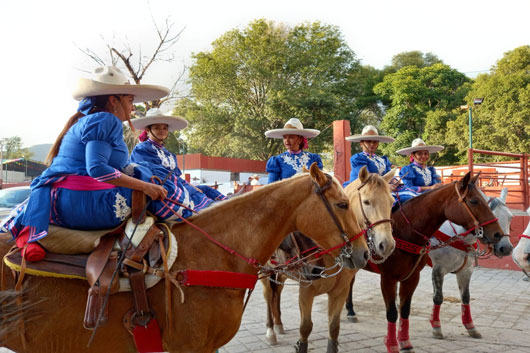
262, 166, 395, 353
345, 172, 504, 353
0, 164, 369, 353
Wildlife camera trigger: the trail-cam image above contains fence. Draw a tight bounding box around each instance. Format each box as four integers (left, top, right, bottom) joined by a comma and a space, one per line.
437, 149, 529, 211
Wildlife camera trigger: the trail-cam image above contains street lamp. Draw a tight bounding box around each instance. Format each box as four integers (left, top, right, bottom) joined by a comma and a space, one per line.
0, 138, 8, 187
461, 98, 484, 149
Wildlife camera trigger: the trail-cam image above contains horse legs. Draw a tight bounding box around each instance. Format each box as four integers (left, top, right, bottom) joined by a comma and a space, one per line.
398, 273, 421, 353
261, 276, 285, 345
381, 276, 399, 353
325, 282, 354, 353
345, 276, 358, 322
431, 265, 445, 339
456, 267, 482, 338
295, 289, 315, 353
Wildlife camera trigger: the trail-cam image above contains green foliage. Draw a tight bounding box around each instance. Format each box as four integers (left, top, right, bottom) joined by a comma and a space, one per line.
1, 137, 33, 160
374, 63, 471, 165
179, 19, 377, 160
446, 45, 530, 160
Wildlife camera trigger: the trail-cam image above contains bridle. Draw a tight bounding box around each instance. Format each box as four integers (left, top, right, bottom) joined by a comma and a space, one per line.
355, 174, 393, 264
454, 182, 498, 240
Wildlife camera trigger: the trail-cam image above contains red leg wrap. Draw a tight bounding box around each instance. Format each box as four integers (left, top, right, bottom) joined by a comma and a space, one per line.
384, 321, 399, 353
430, 304, 441, 328
16, 227, 45, 262
461, 304, 474, 329
398, 318, 412, 350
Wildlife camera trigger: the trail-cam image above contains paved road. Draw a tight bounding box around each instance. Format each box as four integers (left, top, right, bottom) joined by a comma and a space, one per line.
220, 266, 530, 353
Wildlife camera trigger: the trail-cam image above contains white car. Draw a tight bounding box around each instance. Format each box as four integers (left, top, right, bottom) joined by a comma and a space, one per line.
0, 186, 31, 219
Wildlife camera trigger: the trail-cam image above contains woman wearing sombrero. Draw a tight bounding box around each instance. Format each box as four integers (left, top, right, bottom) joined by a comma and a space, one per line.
2, 66, 170, 261
343, 125, 395, 188
128, 108, 226, 220
265, 118, 323, 183
395, 138, 444, 202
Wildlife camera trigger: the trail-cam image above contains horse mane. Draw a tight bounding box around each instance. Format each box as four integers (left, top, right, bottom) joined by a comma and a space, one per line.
0, 289, 42, 339
393, 181, 456, 214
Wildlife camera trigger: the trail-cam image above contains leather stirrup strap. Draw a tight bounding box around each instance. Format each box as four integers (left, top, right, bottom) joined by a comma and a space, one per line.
86, 234, 118, 287
132, 191, 147, 224
127, 224, 163, 263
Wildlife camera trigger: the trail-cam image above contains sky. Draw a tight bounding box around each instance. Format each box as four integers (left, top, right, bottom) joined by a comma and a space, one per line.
1, 0, 529, 148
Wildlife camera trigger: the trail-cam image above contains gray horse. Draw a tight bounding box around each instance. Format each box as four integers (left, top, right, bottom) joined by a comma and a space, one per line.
428, 188, 514, 339
512, 207, 530, 278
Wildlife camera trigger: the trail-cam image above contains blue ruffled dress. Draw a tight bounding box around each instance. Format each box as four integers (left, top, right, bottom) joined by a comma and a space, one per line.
266, 150, 323, 183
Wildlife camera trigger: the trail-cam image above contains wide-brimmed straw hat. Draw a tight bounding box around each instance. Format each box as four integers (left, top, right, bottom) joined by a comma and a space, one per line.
265, 118, 320, 139
345, 125, 395, 143
396, 138, 444, 155
131, 108, 188, 132
72, 66, 170, 103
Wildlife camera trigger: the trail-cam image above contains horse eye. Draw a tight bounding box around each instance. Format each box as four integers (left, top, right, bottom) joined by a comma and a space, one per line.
363, 200, 370, 206
469, 199, 478, 205
336, 202, 349, 210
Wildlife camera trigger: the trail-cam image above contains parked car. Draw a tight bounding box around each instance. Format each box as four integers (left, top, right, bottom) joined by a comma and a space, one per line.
0, 186, 31, 218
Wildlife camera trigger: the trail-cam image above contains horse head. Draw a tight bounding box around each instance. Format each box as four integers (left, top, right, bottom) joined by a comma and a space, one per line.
484, 188, 514, 256
277, 232, 327, 280
297, 163, 369, 269
345, 166, 395, 262
445, 172, 504, 245
512, 207, 530, 273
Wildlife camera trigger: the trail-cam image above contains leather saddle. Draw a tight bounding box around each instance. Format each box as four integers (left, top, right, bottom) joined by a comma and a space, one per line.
3, 190, 170, 332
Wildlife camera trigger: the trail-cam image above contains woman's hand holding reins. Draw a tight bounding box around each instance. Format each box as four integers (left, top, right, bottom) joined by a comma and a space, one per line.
142, 182, 167, 200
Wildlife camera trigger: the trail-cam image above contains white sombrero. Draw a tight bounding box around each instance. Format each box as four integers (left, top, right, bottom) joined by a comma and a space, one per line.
345, 125, 395, 143
396, 138, 444, 155
265, 118, 320, 139
72, 66, 170, 103
131, 108, 188, 132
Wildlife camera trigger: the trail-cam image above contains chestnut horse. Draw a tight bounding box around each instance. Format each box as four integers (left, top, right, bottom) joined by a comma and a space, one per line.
429, 188, 513, 339
345, 172, 504, 353
0, 164, 369, 353
262, 166, 395, 353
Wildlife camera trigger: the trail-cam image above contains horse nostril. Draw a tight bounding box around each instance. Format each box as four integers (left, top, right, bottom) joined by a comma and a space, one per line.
379, 242, 385, 252
363, 250, 369, 261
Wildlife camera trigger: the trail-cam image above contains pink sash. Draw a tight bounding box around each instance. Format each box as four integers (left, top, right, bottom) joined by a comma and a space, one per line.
54, 175, 116, 191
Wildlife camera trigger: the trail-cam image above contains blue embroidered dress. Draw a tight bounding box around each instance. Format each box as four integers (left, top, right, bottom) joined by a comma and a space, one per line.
266, 151, 323, 183
343, 152, 392, 187
3, 112, 134, 242
396, 162, 441, 203
128, 140, 225, 220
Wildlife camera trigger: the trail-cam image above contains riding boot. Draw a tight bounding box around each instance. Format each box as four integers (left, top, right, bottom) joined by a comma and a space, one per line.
384, 321, 399, 353
398, 318, 412, 350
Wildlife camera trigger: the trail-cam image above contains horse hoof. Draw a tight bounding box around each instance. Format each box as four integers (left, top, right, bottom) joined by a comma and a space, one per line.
295, 340, 308, 353
432, 327, 444, 339
274, 324, 286, 335
467, 328, 482, 339
400, 348, 414, 353
399, 340, 414, 352
347, 314, 359, 323
327, 339, 338, 353
265, 328, 278, 345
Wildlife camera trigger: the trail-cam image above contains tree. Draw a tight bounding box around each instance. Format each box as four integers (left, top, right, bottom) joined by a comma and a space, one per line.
176, 19, 374, 160
445, 45, 530, 160
374, 63, 471, 165
1, 137, 33, 160
383, 51, 443, 75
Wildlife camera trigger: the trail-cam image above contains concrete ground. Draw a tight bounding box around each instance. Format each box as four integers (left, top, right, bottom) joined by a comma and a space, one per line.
220, 266, 530, 353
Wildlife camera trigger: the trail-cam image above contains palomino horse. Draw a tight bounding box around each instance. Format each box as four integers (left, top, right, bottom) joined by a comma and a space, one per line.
344, 172, 504, 353
262, 166, 395, 353
0, 164, 369, 353
512, 207, 530, 278
429, 188, 513, 339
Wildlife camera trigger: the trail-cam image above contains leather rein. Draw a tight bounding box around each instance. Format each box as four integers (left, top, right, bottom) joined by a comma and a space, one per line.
394, 182, 498, 281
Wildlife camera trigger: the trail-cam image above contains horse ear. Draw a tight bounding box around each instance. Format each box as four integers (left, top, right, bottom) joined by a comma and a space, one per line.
470, 171, 481, 184
358, 166, 369, 183
459, 171, 472, 191
309, 162, 326, 187
500, 188, 508, 202
382, 168, 396, 183
302, 166, 310, 173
